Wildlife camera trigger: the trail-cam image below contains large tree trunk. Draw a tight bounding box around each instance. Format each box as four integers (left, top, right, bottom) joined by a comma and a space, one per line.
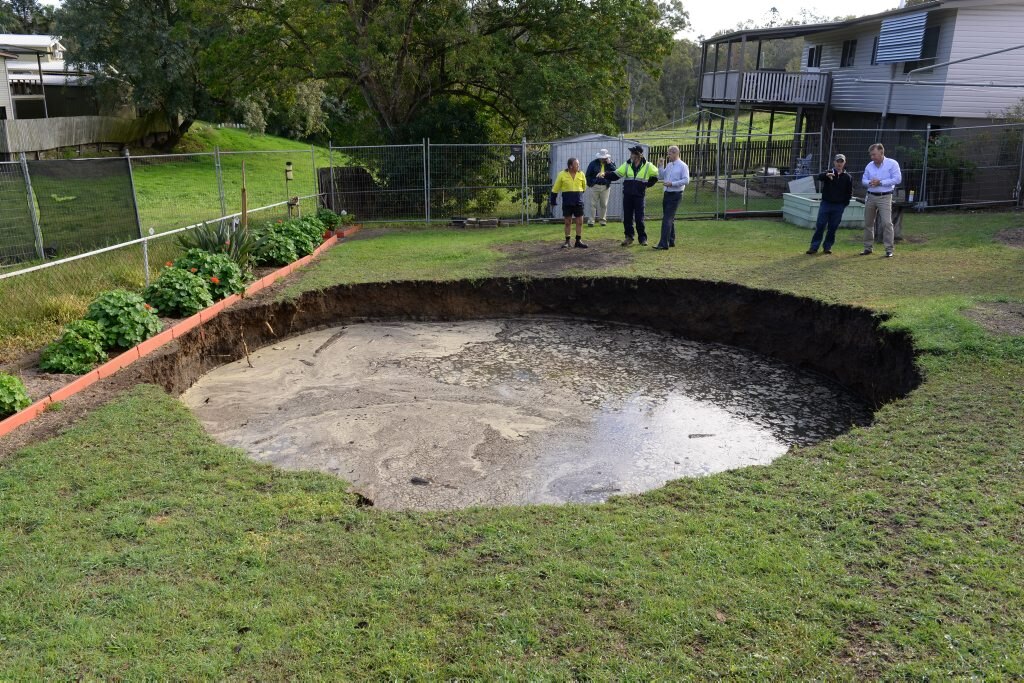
156, 116, 195, 152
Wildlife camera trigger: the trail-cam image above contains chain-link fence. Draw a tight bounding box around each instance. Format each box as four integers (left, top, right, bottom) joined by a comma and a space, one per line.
324, 132, 824, 224
829, 123, 1024, 208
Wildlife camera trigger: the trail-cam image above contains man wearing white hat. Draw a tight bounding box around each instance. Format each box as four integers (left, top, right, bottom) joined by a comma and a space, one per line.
585, 149, 614, 227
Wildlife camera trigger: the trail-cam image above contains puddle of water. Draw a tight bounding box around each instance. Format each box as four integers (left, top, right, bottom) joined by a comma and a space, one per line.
182, 319, 872, 510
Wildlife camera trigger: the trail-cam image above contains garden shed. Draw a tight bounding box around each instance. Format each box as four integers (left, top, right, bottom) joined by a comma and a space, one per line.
548, 133, 644, 220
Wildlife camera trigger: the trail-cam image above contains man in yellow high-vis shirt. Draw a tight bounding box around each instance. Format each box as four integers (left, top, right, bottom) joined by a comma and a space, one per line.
550, 157, 589, 248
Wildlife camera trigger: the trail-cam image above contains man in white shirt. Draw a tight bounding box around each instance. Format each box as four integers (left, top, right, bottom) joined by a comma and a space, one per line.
653, 146, 689, 250
860, 143, 902, 258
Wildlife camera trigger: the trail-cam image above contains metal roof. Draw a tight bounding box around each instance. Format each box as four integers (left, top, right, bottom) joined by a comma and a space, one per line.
704, 2, 942, 45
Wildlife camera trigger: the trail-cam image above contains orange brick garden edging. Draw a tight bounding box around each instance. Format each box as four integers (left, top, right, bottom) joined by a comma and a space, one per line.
0, 225, 360, 439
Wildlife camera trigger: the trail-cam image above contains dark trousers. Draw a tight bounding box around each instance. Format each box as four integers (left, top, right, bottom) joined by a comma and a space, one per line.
810, 201, 846, 252
623, 193, 646, 242
658, 191, 682, 248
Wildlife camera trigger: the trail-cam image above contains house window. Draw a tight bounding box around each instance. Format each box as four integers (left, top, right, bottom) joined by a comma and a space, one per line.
871, 36, 879, 65
807, 44, 822, 68
904, 25, 940, 73
841, 39, 858, 67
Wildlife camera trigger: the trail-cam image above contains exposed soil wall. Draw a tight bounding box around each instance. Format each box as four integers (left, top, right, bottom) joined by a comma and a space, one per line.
141, 277, 920, 408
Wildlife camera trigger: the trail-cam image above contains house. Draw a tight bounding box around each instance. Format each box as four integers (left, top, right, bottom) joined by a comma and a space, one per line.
0, 34, 98, 120
698, 0, 1024, 138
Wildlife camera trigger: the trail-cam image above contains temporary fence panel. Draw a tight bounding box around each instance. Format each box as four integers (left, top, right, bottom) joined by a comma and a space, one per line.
428, 143, 525, 223
324, 144, 426, 222
221, 150, 322, 221
922, 124, 1024, 208
24, 156, 141, 258
0, 160, 39, 265
130, 152, 223, 234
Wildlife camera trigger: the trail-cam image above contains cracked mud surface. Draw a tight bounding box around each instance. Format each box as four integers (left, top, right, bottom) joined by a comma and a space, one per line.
183, 319, 871, 510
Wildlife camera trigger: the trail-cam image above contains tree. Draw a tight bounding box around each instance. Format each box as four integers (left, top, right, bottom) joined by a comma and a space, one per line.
200, 0, 688, 142
0, 0, 55, 34
56, 0, 216, 148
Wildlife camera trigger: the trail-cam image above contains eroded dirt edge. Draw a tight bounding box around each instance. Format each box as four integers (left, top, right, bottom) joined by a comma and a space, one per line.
0, 277, 921, 456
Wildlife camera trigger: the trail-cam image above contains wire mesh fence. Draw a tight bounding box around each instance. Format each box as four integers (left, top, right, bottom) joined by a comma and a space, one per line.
321, 144, 426, 222
0, 198, 311, 363
828, 124, 1024, 207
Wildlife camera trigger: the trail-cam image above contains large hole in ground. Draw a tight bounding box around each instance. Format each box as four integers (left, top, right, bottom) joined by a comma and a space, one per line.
182, 318, 874, 509
130, 277, 919, 509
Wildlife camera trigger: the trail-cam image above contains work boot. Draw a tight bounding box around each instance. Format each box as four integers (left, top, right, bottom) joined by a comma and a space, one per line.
638, 239, 648, 246
600, 220, 607, 226
858, 249, 873, 256
620, 237, 633, 246
587, 220, 595, 227
574, 238, 588, 249
561, 238, 571, 249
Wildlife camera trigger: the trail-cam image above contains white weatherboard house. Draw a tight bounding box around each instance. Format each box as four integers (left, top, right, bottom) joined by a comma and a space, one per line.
699, 0, 1024, 137
0, 34, 97, 120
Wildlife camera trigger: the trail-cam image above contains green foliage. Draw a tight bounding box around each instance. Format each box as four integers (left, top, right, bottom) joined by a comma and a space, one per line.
0, 371, 31, 417
172, 249, 245, 300
39, 320, 109, 375
143, 267, 215, 318
84, 290, 163, 351
316, 207, 342, 229
176, 220, 261, 273
252, 230, 298, 267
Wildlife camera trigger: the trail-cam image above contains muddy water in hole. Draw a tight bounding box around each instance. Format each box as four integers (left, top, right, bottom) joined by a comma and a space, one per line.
182, 319, 871, 510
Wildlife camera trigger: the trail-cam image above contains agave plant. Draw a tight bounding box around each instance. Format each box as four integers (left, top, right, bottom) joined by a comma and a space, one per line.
176, 220, 262, 274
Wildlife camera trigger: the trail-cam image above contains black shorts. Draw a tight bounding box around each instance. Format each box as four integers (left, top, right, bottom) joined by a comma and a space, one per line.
562, 203, 584, 218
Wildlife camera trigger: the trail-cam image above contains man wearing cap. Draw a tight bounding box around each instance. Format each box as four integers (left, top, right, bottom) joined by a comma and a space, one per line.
806, 153, 853, 255
585, 149, 614, 227
860, 143, 902, 258
604, 145, 659, 246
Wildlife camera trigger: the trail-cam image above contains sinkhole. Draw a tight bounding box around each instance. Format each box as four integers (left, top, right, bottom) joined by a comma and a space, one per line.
182, 317, 874, 510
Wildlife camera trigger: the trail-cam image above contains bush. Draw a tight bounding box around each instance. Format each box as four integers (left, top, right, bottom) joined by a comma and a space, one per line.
0, 372, 32, 417
143, 267, 214, 318
39, 320, 109, 375
273, 220, 318, 257
316, 207, 342, 229
176, 220, 260, 273
172, 249, 245, 301
84, 290, 163, 350
252, 231, 298, 266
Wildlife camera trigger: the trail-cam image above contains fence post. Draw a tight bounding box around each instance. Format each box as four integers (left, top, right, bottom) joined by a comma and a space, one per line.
310, 144, 318, 203
327, 141, 334, 212
919, 123, 931, 205
715, 128, 723, 217
424, 138, 431, 225
18, 152, 45, 260
214, 146, 227, 220
142, 229, 151, 287
1017, 126, 1024, 207
521, 136, 528, 224
123, 148, 145, 240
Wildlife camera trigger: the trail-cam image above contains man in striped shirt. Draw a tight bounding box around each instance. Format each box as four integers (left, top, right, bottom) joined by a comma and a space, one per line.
860, 143, 902, 258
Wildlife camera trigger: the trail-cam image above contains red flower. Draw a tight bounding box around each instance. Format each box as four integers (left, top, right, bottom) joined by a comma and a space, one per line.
190, 268, 198, 273
210, 276, 220, 285
225, 241, 231, 246
144, 303, 153, 310
165, 261, 173, 267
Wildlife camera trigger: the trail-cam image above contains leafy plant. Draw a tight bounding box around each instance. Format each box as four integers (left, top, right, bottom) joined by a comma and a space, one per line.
176, 220, 261, 273
84, 290, 163, 350
0, 372, 32, 417
273, 220, 318, 257
39, 320, 110, 375
143, 267, 214, 317
172, 249, 245, 300
316, 207, 342, 229
252, 231, 298, 266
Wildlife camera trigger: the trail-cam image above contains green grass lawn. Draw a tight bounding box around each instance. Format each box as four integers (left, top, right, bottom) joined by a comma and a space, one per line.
3, 210, 1024, 676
